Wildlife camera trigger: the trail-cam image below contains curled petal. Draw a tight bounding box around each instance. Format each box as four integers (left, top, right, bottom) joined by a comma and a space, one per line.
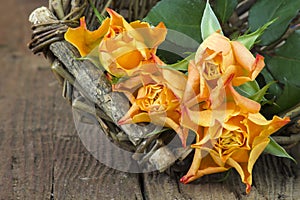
197, 33, 232, 61
118, 103, 141, 125
231, 41, 265, 86
227, 158, 252, 194
162, 68, 187, 98
232, 54, 265, 86
106, 8, 134, 33
64, 17, 110, 56
183, 61, 201, 103
247, 136, 270, 177
250, 54, 265, 81
180, 148, 229, 184
131, 21, 167, 50
228, 83, 261, 113
231, 41, 255, 72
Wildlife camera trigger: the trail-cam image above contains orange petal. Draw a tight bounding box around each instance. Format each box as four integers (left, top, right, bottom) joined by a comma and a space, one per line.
118, 103, 141, 125
199, 32, 232, 57
149, 111, 188, 146
250, 54, 265, 81
228, 83, 261, 113
106, 8, 127, 28
132, 112, 151, 123
226, 157, 249, 189
183, 61, 201, 103
64, 17, 110, 56
231, 41, 255, 72
116, 49, 144, 70
132, 21, 167, 49
248, 136, 270, 174
186, 108, 213, 127
180, 106, 201, 135
181, 148, 229, 184
162, 68, 187, 98
248, 113, 290, 137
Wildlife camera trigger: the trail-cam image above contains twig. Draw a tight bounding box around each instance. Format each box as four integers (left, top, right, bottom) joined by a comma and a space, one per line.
101, 0, 113, 16
273, 134, 300, 146
236, 0, 257, 16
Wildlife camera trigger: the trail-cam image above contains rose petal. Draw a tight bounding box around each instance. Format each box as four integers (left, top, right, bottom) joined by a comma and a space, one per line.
228, 83, 261, 113
64, 17, 110, 56
231, 41, 255, 72
180, 148, 229, 184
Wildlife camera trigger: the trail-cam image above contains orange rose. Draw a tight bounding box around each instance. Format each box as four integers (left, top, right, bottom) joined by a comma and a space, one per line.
180, 106, 290, 194
64, 9, 167, 77
114, 64, 189, 146
99, 9, 167, 77
194, 32, 265, 113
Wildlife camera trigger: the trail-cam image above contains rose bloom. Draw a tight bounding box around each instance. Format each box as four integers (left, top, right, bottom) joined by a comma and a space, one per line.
114, 64, 189, 146
65, 9, 167, 77
99, 9, 167, 77
194, 32, 265, 113
180, 104, 290, 194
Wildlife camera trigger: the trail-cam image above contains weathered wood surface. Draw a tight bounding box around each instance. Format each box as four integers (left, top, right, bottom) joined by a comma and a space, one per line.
1, 0, 300, 199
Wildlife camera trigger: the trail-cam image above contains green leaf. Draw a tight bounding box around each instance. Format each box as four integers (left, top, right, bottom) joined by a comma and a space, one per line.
88, 0, 106, 23
236, 19, 276, 49
235, 80, 260, 98
263, 30, 300, 115
75, 46, 103, 70
144, 0, 205, 43
166, 53, 195, 71
267, 30, 300, 87
144, 128, 170, 138
249, 81, 275, 103
264, 137, 296, 163
201, 0, 223, 40
260, 68, 283, 98
144, 0, 203, 63
263, 81, 300, 116
248, 0, 300, 45
213, 0, 238, 23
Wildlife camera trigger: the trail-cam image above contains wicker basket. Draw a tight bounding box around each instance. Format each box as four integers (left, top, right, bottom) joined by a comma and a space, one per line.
28, 0, 300, 174
28, 0, 195, 174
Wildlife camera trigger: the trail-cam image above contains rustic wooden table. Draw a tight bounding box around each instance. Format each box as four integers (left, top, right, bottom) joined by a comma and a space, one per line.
1, 0, 300, 199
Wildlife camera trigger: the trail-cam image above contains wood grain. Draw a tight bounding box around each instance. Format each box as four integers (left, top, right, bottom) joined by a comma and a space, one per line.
1, 0, 300, 199
1, 1, 143, 199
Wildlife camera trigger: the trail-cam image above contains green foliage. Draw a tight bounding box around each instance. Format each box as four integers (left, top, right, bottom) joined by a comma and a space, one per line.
235, 81, 260, 98
88, 0, 105, 23
250, 81, 275, 104
236, 19, 276, 49
201, 0, 223, 40
144, 0, 205, 43
213, 0, 237, 23
267, 31, 300, 86
144, 0, 204, 63
167, 53, 195, 71
264, 137, 296, 163
263, 30, 300, 115
235, 80, 274, 105
248, 0, 300, 45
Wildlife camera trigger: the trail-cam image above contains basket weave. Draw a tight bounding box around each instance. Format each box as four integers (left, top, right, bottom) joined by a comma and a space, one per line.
28, 0, 300, 174
28, 0, 194, 174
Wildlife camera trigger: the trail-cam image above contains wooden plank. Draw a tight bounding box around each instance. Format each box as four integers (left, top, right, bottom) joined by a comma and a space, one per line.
2, 0, 300, 199
142, 148, 300, 200
142, 171, 237, 200
0, 1, 144, 199
53, 136, 144, 200
0, 1, 53, 199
